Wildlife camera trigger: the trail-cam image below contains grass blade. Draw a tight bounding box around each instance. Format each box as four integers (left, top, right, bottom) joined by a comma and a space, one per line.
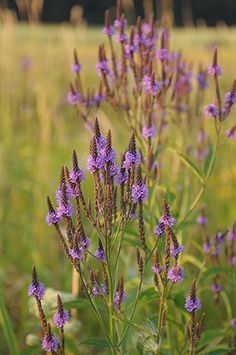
0, 296, 20, 355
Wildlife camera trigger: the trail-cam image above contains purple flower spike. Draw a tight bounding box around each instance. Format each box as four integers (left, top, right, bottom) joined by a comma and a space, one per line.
96, 60, 110, 77
71, 63, 82, 73
53, 310, 69, 328
185, 280, 201, 312
69, 165, 85, 184
185, 295, 201, 312
92, 284, 107, 296
46, 211, 59, 225
56, 202, 74, 218
231, 319, 236, 329
159, 201, 176, 227
69, 247, 83, 260
28, 282, 45, 300
167, 265, 185, 283
197, 214, 208, 225
53, 295, 69, 329
208, 64, 222, 77
212, 283, 222, 293
86, 155, 104, 173
67, 90, 80, 105
103, 25, 115, 36
131, 183, 148, 203
28, 266, 45, 300
123, 150, 141, 169
228, 223, 236, 241
225, 127, 236, 138
204, 103, 218, 117
197, 130, 208, 142
114, 290, 126, 305
170, 244, 184, 257
156, 48, 169, 60
142, 125, 156, 138
231, 256, 236, 266
94, 240, 106, 261
203, 240, 212, 254
42, 326, 59, 352
153, 223, 165, 236
196, 72, 208, 89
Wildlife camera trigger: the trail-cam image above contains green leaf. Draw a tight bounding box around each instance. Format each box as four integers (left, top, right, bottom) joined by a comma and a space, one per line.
123, 237, 143, 249
176, 220, 196, 231
0, 296, 20, 355
63, 298, 91, 310
168, 147, 204, 184
204, 143, 213, 176
80, 338, 109, 347
202, 266, 230, 281
197, 328, 226, 349
204, 347, 232, 355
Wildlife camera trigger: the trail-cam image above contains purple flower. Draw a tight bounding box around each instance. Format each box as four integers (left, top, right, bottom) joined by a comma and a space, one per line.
197, 214, 208, 225
142, 125, 156, 138
204, 103, 218, 117
167, 265, 185, 283
53, 310, 69, 328
94, 240, 106, 261
170, 244, 184, 257
116, 168, 128, 184
42, 334, 59, 352
114, 290, 126, 305
196, 148, 209, 161
153, 223, 165, 235
94, 92, 105, 104
185, 295, 201, 312
71, 63, 82, 73
56, 202, 74, 218
69, 167, 85, 184
197, 130, 208, 142
131, 183, 148, 203
103, 25, 115, 36
96, 134, 106, 150
212, 283, 222, 293
67, 91, 80, 105
156, 48, 169, 60
143, 75, 161, 96
124, 43, 138, 58
28, 282, 45, 300
123, 150, 141, 169
228, 223, 236, 241
69, 247, 83, 260
86, 155, 104, 173
231, 256, 236, 266
159, 214, 176, 227
196, 73, 208, 89
115, 32, 128, 43
46, 210, 60, 225
231, 319, 236, 329
92, 284, 107, 296
96, 60, 110, 77
215, 232, 225, 245
80, 235, 91, 248
203, 240, 212, 254
225, 127, 236, 138
114, 18, 128, 29
208, 64, 222, 76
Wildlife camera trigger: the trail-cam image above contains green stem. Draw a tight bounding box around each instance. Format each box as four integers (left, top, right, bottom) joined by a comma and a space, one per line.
177, 131, 220, 229
118, 274, 143, 347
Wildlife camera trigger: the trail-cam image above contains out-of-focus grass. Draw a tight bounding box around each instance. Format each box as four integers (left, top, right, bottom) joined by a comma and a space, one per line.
0, 24, 236, 350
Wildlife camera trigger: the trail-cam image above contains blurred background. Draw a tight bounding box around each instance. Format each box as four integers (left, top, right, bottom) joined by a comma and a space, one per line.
0, 0, 236, 354
2, 0, 236, 26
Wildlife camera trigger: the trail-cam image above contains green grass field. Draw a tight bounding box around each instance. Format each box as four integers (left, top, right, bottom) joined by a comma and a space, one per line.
0, 24, 236, 352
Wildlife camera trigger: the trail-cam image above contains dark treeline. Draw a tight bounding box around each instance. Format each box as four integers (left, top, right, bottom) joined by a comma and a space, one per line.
3, 0, 236, 26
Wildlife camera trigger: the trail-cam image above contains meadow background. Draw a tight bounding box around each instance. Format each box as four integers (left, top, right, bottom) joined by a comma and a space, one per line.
0, 23, 236, 353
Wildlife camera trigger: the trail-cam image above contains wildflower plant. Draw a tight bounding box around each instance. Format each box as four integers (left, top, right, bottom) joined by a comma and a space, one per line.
28, 1, 236, 354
